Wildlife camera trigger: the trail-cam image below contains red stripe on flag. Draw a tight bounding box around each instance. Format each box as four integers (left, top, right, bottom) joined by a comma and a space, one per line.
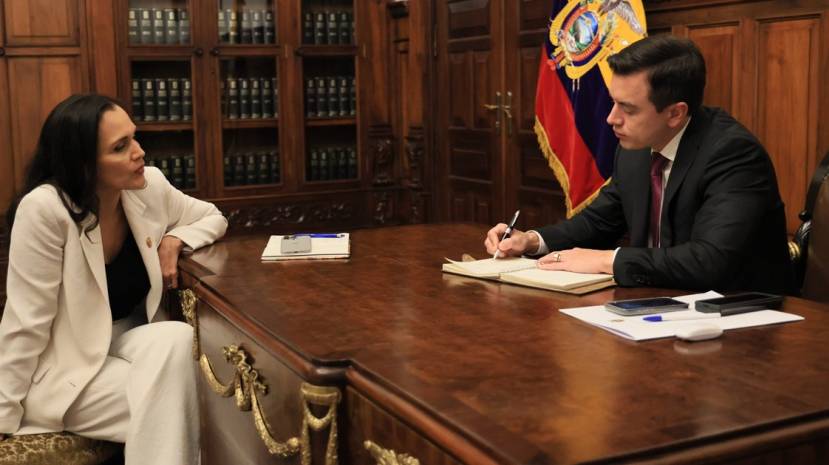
535, 58, 606, 210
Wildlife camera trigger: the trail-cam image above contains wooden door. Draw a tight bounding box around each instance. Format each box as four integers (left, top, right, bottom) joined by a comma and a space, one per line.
435, 0, 504, 225
502, 0, 566, 231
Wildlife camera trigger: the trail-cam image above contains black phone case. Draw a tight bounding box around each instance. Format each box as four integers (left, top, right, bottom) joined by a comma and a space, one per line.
695, 292, 783, 313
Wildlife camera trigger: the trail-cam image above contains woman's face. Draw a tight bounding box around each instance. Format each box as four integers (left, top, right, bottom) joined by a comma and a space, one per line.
96, 105, 145, 193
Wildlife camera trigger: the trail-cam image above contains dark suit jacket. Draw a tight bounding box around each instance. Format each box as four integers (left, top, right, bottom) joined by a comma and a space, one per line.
536, 106, 793, 293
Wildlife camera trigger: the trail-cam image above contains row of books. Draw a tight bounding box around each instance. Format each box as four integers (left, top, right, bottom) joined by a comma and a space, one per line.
221, 77, 279, 120
131, 78, 193, 123
302, 11, 353, 45
224, 151, 281, 186
128, 8, 190, 45
306, 76, 356, 119
147, 154, 196, 190
308, 146, 357, 181
218, 9, 276, 44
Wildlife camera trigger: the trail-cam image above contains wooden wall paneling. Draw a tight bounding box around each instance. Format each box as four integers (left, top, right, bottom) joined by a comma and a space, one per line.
0, 9, 13, 214
85, 0, 117, 96
819, 11, 829, 161
3, 0, 79, 46
685, 23, 740, 115
755, 16, 820, 232
8, 55, 85, 193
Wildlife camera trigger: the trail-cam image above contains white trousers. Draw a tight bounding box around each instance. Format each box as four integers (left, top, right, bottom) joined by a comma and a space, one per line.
62, 317, 200, 465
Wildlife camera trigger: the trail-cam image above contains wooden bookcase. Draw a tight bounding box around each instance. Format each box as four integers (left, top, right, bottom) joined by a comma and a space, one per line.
113, 0, 403, 233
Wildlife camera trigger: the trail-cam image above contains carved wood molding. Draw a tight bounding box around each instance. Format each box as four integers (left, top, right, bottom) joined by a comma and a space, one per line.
369, 125, 395, 186
405, 127, 425, 190
373, 191, 395, 225
223, 201, 355, 230
645, 0, 765, 13
0, 217, 8, 308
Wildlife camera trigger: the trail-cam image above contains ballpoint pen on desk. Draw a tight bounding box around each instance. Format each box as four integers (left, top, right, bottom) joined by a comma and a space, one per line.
290, 233, 344, 238
493, 210, 520, 259
643, 305, 767, 322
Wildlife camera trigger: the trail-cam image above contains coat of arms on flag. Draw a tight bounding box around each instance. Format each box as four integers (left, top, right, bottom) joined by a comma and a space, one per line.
535, 0, 647, 217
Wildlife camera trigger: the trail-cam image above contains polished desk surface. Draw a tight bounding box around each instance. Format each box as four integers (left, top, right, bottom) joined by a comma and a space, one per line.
182, 223, 829, 464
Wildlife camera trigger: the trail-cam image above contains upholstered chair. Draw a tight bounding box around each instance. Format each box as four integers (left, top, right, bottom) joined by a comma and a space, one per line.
791, 151, 829, 302
0, 432, 122, 465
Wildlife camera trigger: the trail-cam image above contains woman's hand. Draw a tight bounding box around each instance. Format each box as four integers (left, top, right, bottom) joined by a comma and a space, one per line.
158, 235, 184, 290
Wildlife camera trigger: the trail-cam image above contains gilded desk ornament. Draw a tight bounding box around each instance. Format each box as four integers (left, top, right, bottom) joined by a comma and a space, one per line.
178, 289, 200, 359
198, 343, 301, 458
363, 441, 421, 465
300, 383, 341, 465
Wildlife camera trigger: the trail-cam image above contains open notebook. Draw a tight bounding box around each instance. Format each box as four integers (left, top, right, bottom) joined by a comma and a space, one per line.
441, 257, 615, 295
261, 234, 350, 261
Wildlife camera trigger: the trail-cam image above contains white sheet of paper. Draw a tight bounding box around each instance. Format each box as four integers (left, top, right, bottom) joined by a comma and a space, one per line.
559, 291, 804, 341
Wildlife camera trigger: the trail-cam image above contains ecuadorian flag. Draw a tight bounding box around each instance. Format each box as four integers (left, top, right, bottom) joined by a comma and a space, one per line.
534, 0, 647, 217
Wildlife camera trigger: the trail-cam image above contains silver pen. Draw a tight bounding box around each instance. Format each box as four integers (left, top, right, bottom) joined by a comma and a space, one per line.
493, 210, 520, 259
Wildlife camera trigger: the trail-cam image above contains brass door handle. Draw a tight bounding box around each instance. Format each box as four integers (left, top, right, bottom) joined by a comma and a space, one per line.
483, 91, 502, 134
503, 91, 514, 136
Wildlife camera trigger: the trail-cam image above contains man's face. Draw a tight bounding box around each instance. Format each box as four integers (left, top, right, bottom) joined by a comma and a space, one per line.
606, 71, 677, 151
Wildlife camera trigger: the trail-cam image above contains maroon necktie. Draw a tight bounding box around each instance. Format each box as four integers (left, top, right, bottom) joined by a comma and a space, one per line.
650, 152, 669, 247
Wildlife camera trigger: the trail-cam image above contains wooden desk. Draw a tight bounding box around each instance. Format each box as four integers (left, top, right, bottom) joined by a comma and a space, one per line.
178, 224, 829, 465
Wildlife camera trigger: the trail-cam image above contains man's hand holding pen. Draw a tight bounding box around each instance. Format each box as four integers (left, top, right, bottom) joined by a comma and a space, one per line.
485, 226, 537, 258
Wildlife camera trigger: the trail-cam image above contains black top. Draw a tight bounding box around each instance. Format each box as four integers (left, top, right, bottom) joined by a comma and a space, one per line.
105, 233, 151, 321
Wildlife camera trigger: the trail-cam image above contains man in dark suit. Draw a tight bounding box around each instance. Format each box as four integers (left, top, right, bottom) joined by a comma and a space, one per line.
486, 35, 792, 293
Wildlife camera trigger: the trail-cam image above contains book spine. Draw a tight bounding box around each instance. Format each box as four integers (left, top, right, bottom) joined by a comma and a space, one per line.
141, 79, 156, 122
171, 154, 184, 188
349, 77, 357, 116
139, 9, 153, 44
228, 10, 239, 44
264, 10, 275, 44
348, 147, 357, 178
131, 79, 144, 121
158, 156, 170, 180
261, 78, 273, 118
218, 10, 228, 43
327, 12, 339, 45
245, 153, 257, 185
155, 78, 169, 121
239, 78, 251, 119
302, 12, 314, 44
152, 9, 165, 44
328, 147, 338, 180
257, 152, 270, 184
168, 78, 182, 121
252, 10, 264, 44
184, 154, 196, 189
269, 150, 280, 183
164, 8, 178, 45
223, 154, 233, 186
319, 148, 330, 181
328, 77, 339, 118
128, 9, 139, 45
337, 147, 348, 179
314, 12, 326, 45
178, 8, 190, 44
309, 149, 319, 181
233, 154, 245, 185
227, 78, 239, 119
305, 78, 316, 118
181, 78, 192, 121
240, 9, 253, 44
220, 80, 228, 118
339, 12, 351, 44
338, 77, 349, 117
315, 77, 328, 118
250, 79, 261, 119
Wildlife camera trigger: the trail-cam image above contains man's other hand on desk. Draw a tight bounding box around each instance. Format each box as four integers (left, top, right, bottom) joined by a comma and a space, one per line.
485, 224, 538, 257
537, 248, 614, 274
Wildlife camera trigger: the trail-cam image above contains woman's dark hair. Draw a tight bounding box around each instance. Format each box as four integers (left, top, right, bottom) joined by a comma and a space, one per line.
6, 93, 120, 232
607, 35, 706, 113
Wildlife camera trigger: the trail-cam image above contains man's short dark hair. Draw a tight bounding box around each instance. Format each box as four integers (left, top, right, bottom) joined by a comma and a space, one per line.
607, 35, 706, 113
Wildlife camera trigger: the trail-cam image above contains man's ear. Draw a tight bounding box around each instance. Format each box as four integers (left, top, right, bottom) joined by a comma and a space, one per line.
667, 102, 689, 128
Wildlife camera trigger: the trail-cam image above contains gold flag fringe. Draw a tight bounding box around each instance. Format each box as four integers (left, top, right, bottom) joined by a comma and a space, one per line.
533, 116, 610, 219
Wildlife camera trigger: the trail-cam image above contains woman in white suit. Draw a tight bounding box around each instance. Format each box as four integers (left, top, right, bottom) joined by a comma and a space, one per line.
0, 94, 228, 464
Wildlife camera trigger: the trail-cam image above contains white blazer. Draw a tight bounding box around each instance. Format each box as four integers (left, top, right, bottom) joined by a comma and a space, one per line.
0, 167, 227, 434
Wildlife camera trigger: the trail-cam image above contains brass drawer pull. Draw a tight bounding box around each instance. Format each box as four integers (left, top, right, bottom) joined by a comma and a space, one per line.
364, 441, 421, 465
179, 289, 200, 360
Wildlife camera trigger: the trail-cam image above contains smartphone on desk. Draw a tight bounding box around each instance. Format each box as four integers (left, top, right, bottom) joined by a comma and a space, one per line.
280, 235, 312, 254
605, 297, 689, 316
